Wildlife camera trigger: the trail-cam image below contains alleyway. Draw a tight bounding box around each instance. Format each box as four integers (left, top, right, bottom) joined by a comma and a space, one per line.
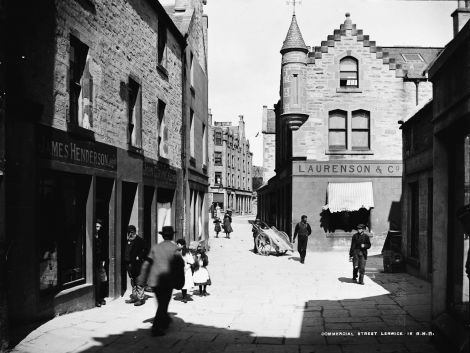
11, 216, 438, 353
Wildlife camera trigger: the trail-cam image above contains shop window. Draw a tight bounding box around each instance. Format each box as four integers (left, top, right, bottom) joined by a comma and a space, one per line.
38, 172, 89, 292
215, 130, 222, 145
128, 78, 142, 149
328, 110, 347, 150
352, 110, 370, 150
190, 110, 195, 158
320, 209, 370, 233
340, 56, 358, 87
214, 152, 222, 166
157, 19, 167, 69
158, 100, 168, 158
69, 35, 93, 129
215, 172, 222, 186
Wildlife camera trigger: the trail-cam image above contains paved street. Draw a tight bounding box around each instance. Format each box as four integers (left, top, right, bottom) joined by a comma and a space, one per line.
11, 216, 438, 353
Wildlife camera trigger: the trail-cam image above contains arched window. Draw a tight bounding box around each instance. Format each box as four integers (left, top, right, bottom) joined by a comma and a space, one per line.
340, 57, 358, 87
352, 110, 370, 150
328, 110, 347, 150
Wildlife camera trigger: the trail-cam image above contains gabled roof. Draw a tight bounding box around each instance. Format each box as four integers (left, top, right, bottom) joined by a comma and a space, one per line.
281, 15, 308, 54
163, 5, 195, 36
307, 13, 442, 79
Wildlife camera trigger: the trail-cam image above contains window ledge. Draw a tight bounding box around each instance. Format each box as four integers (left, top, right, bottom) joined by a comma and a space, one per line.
325, 150, 374, 155
158, 157, 170, 165
157, 64, 169, 79
336, 87, 362, 93
67, 123, 95, 141
128, 145, 143, 155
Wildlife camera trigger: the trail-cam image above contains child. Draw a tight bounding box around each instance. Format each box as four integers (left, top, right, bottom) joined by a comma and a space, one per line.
192, 246, 210, 296
213, 217, 222, 238
176, 239, 194, 303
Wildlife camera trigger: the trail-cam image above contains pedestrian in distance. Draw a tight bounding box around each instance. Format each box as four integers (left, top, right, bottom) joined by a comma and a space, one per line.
124, 225, 148, 306
94, 219, 108, 307
176, 238, 194, 303
223, 212, 233, 239
193, 245, 210, 296
349, 224, 371, 285
293, 215, 312, 264
138, 226, 185, 336
213, 217, 222, 238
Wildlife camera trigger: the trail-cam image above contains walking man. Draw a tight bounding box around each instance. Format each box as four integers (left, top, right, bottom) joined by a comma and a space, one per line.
124, 225, 147, 306
349, 224, 371, 285
293, 215, 312, 264
138, 226, 185, 336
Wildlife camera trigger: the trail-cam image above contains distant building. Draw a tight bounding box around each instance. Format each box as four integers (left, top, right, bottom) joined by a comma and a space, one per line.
401, 3, 470, 351
258, 13, 440, 251
208, 115, 253, 216
252, 165, 264, 191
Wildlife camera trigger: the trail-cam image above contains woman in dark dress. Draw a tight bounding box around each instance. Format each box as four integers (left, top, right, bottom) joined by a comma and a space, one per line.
223, 212, 233, 239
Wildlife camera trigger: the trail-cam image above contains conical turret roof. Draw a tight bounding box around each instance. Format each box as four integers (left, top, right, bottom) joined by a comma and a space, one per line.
281, 15, 308, 54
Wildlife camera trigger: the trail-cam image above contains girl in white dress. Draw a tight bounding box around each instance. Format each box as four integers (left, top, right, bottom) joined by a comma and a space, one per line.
176, 239, 194, 302
192, 247, 210, 296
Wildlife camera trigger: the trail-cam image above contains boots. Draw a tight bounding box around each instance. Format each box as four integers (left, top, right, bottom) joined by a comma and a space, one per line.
358, 273, 364, 285
352, 268, 358, 282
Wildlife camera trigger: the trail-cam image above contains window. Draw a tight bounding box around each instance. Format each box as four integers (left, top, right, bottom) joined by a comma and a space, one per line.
69, 35, 93, 129
340, 57, 358, 87
202, 123, 207, 165
215, 130, 222, 145
227, 152, 230, 168
128, 78, 142, 149
401, 53, 423, 62
227, 173, 230, 186
190, 52, 195, 88
214, 152, 222, 166
214, 172, 222, 185
157, 19, 167, 68
190, 110, 195, 158
238, 157, 240, 170
158, 100, 168, 158
351, 110, 370, 150
328, 110, 347, 150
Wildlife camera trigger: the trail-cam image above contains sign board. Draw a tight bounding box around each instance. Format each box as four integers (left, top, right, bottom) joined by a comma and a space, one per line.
37, 125, 117, 171
143, 159, 177, 186
293, 161, 402, 177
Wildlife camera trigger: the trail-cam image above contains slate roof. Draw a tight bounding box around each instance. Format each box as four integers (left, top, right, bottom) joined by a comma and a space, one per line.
381, 47, 442, 78
281, 15, 308, 54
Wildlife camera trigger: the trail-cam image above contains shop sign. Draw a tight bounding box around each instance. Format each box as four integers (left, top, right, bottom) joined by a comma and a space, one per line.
37, 126, 117, 171
294, 161, 402, 177
143, 159, 177, 185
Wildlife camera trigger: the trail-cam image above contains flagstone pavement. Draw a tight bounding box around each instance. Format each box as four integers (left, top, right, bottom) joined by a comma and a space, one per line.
10, 216, 439, 353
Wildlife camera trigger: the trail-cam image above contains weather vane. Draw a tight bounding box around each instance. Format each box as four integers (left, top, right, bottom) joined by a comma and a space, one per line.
286, 0, 301, 15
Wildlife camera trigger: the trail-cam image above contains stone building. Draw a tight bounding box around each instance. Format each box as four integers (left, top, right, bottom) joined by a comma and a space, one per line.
401, 2, 470, 351
208, 115, 253, 216
262, 105, 276, 182
257, 13, 440, 251
164, 0, 210, 248
1, 0, 208, 342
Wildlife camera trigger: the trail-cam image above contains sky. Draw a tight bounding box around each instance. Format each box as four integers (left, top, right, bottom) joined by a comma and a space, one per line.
204, 0, 457, 166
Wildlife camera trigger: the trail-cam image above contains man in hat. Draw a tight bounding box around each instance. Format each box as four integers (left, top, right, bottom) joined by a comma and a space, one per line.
349, 224, 371, 285
124, 225, 148, 306
293, 215, 312, 264
139, 226, 185, 336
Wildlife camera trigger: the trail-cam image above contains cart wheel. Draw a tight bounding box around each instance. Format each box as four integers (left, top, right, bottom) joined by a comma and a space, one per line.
256, 235, 272, 256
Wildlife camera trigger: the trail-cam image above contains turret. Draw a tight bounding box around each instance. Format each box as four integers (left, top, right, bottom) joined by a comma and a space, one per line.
280, 15, 309, 131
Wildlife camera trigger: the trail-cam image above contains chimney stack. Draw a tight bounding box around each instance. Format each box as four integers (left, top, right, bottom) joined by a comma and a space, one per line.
452, 0, 470, 37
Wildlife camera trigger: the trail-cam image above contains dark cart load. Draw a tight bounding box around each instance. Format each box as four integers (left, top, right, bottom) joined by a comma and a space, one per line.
250, 220, 293, 256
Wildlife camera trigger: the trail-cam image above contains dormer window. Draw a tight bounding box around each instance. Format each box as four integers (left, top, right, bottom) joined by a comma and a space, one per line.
340, 57, 358, 88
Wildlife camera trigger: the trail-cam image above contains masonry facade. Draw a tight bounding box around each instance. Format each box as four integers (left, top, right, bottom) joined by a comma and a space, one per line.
208, 115, 253, 217
258, 13, 439, 251
2, 0, 208, 342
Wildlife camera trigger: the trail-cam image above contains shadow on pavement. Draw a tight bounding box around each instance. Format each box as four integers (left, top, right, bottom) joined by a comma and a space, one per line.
288, 256, 301, 262
338, 277, 357, 284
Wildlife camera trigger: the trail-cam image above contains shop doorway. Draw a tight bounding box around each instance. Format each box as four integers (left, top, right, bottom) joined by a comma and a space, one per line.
144, 186, 155, 249
157, 188, 174, 242
95, 177, 114, 300
121, 182, 138, 295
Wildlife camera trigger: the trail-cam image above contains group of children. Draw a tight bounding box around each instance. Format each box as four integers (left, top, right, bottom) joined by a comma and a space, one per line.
176, 239, 211, 303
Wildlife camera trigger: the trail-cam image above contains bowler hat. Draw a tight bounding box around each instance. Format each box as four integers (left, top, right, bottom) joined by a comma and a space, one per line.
159, 226, 176, 236
356, 224, 366, 229
127, 225, 136, 232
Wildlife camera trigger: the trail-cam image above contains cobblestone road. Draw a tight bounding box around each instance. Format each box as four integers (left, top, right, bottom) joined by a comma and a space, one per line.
11, 216, 439, 353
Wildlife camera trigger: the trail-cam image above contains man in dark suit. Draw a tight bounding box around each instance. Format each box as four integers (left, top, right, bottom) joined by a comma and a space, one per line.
139, 226, 185, 336
349, 224, 372, 285
124, 225, 148, 306
293, 215, 312, 264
